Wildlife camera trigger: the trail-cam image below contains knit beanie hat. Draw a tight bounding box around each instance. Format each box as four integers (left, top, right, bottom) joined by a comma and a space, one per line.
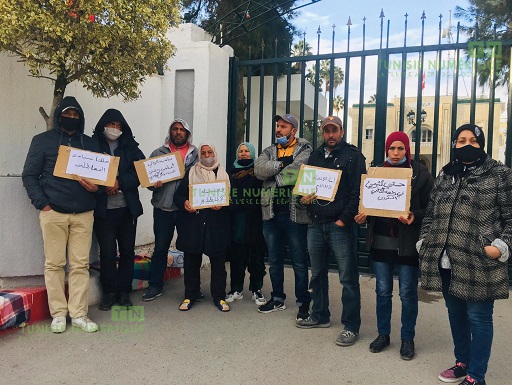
385, 131, 411, 166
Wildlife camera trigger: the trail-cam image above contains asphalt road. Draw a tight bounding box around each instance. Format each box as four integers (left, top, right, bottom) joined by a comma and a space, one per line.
2, 267, 510, 385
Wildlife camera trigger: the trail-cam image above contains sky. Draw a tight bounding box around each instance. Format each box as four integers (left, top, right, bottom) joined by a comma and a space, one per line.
293, 0, 470, 52
290, 0, 508, 107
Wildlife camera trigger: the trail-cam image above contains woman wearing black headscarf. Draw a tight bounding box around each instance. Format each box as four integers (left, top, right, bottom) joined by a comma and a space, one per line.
418, 124, 512, 385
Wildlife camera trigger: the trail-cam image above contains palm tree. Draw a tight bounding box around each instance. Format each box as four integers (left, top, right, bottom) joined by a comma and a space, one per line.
291, 40, 313, 72
320, 60, 344, 96
333, 95, 344, 116
367, 94, 377, 104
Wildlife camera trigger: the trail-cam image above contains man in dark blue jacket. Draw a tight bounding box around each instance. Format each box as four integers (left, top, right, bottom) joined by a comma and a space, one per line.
296, 116, 366, 347
92, 109, 145, 310
22, 96, 100, 334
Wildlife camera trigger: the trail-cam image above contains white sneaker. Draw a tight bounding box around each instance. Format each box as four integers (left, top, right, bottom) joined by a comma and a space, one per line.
71, 316, 98, 333
225, 291, 243, 303
50, 316, 67, 333
252, 290, 267, 306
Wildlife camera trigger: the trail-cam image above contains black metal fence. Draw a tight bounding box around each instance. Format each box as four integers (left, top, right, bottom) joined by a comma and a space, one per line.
226, 10, 512, 278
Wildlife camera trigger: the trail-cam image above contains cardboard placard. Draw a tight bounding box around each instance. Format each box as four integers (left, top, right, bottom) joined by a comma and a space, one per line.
189, 180, 230, 209
134, 152, 185, 188
292, 164, 342, 202
53, 145, 119, 187
359, 167, 412, 218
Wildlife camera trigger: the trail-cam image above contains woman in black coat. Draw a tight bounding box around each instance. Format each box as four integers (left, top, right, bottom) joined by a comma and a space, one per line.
355, 131, 433, 360
173, 143, 231, 312
226, 142, 267, 306
92, 109, 144, 310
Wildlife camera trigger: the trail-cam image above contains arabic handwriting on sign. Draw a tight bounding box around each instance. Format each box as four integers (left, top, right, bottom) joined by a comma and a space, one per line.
316, 175, 336, 183
364, 179, 405, 189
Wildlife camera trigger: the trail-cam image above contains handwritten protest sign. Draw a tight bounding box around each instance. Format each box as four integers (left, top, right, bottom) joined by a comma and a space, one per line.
292, 164, 342, 202
53, 146, 119, 187
134, 152, 185, 188
359, 167, 412, 218
189, 181, 229, 209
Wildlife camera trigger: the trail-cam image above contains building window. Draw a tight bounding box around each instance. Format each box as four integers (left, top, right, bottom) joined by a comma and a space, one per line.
410, 128, 433, 143
365, 127, 374, 140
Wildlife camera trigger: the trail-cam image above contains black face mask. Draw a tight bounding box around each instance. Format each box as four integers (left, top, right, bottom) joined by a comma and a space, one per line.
454, 145, 485, 163
237, 159, 253, 166
60, 116, 81, 133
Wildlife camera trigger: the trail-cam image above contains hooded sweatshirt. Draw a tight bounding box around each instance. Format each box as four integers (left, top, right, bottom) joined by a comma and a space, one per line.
22, 96, 99, 213
149, 120, 199, 211
92, 109, 145, 219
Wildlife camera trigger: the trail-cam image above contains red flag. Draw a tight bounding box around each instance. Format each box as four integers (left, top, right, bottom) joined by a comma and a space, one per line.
422, 72, 425, 90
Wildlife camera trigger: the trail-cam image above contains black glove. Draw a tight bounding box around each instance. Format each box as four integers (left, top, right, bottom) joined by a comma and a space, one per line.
280, 155, 294, 168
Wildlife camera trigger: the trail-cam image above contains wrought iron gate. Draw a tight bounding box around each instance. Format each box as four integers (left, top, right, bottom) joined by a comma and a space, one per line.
226, 10, 512, 278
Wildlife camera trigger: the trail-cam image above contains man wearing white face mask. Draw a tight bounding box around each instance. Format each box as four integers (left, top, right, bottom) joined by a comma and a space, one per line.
92, 109, 145, 310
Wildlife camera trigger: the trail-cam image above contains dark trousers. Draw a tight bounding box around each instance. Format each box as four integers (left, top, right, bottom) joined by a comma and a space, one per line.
149, 208, 177, 290
229, 242, 266, 293
94, 207, 136, 294
184, 252, 226, 302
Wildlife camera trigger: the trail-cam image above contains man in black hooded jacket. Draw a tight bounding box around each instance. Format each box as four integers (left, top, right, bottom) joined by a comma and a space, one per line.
92, 109, 145, 310
22, 96, 100, 333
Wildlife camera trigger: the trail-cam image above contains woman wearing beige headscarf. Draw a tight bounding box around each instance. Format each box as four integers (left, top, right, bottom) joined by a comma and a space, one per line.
174, 144, 232, 312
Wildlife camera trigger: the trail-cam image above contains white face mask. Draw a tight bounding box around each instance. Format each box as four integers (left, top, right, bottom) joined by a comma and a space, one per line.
104, 127, 122, 141
200, 156, 216, 167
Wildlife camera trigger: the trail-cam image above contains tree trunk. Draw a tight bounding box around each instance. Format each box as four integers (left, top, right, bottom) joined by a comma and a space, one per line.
39, 73, 67, 131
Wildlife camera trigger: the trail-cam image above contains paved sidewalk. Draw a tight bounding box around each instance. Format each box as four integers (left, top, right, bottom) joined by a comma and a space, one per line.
1, 267, 510, 385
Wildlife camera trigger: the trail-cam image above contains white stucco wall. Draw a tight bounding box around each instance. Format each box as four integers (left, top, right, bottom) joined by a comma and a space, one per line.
0, 23, 233, 283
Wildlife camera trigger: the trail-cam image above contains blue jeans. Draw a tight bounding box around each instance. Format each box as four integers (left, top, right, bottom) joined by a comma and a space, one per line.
307, 222, 361, 332
149, 208, 177, 290
262, 212, 310, 305
372, 260, 418, 340
440, 268, 494, 383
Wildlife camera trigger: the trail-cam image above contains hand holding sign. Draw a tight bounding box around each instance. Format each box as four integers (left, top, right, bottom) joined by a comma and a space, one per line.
134, 152, 185, 188
293, 165, 342, 202
359, 167, 412, 219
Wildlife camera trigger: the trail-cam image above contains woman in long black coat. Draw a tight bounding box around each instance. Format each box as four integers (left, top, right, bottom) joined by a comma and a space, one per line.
173, 143, 231, 312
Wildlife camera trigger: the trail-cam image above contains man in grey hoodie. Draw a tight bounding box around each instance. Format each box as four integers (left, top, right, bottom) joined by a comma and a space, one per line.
142, 119, 198, 301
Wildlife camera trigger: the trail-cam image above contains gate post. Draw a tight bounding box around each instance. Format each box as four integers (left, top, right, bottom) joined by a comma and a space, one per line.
374, 50, 389, 165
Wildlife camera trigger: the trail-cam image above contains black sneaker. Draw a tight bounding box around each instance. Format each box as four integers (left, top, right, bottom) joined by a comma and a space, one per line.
369, 334, 390, 353
142, 286, 162, 301
296, 316, 331, 328
296, 302, 310, 320
458, 376, 486, 385
257, 299, 286, 313
117, 293, 133, 307
196, 292, 205, 302
99, 293, 117, 311
400, 339, 415, 360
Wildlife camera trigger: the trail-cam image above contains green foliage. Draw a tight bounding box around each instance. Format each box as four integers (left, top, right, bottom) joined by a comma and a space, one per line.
333, 95, 344, 116
455, 0, 511, 88
183, 0, 298, 60
306, 60, 344, 96
0, 0, 181, 126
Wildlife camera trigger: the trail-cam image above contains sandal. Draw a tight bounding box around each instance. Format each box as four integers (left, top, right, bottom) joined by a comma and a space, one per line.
215, 299, 230, 312
179, 299, 194, 311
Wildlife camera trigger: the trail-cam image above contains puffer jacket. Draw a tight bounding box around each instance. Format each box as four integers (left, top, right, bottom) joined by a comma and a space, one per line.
419, 156, 512, 301
22, 96, 99, 213
254, 137, 312, 224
